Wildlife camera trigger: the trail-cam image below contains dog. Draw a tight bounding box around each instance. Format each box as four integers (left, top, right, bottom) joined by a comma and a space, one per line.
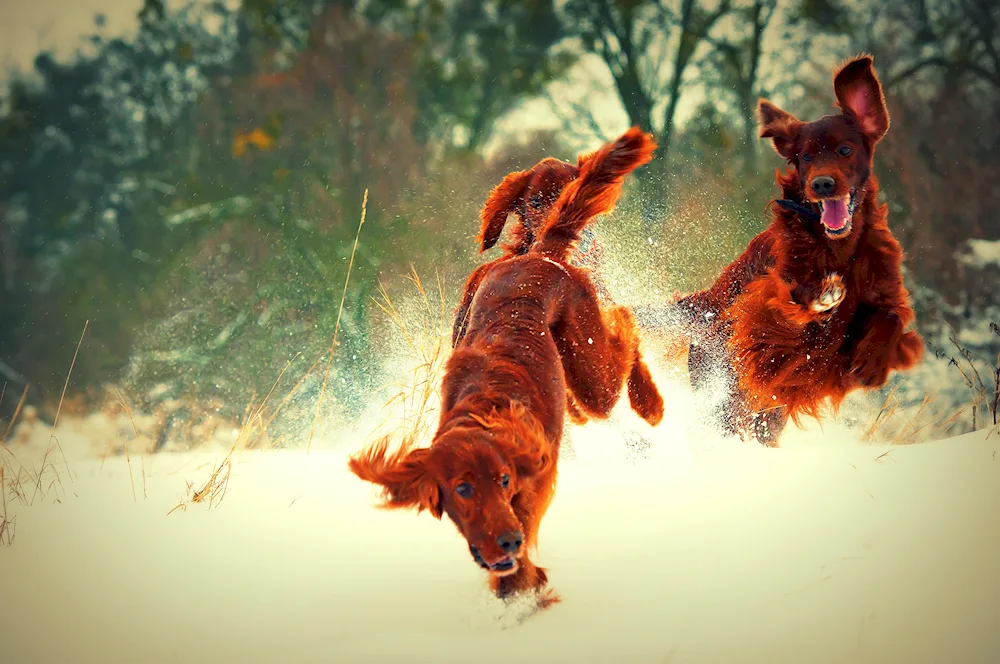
452, 151, 610, 348
655, 55, 923, 446
348, 127, 665, 609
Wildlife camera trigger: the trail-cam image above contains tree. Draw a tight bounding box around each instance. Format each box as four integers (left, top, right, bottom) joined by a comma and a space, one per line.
406, 0, 574, 151
561, 0, 734, 180
791, 0, 1000, 94
237, 0, 575, 153
703, 0, 777, 169
0, 2, 241, 407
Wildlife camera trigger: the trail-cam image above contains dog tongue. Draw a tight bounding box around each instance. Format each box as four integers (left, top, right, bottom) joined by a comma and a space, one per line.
821, 198, 849, 230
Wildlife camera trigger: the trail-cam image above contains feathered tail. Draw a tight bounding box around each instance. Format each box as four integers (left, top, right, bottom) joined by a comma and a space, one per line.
531, 127, 656, 262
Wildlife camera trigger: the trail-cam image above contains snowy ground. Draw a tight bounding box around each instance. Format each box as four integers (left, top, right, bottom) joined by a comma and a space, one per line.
1, 369, 999, 664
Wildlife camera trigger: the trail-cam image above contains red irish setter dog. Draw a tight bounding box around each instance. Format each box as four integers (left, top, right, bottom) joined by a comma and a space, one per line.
660, 55, 923, 446
349, 128, 664, 609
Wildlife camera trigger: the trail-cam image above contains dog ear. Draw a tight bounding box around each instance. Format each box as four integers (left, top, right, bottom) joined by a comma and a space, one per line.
758, 99, 802, 160
478, 169, 532, 253
348, 441, 442, 519
500, 402, 556, 479
834, 55, 889, 145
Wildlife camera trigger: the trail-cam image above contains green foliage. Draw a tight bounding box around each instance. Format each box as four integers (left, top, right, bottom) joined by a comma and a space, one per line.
407, 0, 575, 149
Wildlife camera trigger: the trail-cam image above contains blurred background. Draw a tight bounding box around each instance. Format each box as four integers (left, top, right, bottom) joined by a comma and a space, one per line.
0, 0, 997, 450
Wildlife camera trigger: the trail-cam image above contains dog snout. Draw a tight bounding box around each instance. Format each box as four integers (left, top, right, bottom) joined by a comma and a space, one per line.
497, 530, 523, 554
810, 175, 836, 197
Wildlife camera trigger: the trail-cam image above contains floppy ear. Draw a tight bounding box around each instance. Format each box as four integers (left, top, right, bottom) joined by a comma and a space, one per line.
834, 55, 889, 145
478, 169, 532, 253
494, 402, 556, 480
348, 441, 442, 519
758, 99, 802, 160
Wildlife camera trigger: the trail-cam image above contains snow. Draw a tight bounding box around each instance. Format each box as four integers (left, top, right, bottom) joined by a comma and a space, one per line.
2, 366, 999, 664
959, 238, 1000, 269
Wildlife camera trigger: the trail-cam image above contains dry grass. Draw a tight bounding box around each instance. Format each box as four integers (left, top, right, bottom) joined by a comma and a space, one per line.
162, 189, 374, 513
862, 385, 969, 445
0, 467, 14, 546
366, 264, 451, 453
167, 353, 301, 515
0, 322, 93, 531
863, 319, 1000, 443
936, 321, 1000, 433
115, 388, 147, 501
309, 188, 369, 453
43, 320, 89, 486
3, 383, 29, 442
0, 383, 32, 528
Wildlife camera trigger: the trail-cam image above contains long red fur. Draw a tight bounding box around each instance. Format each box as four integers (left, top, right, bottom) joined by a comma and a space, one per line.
349, 127, 664, 608
452, 140, 635, 347
666, 56, 923, 444
452, 157, 580, 347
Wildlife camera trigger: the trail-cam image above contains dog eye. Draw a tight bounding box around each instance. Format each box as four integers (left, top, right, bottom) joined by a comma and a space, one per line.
455, 482, 473, 498
500, 473, 510, 488
801, 153, 812, 163
838, 145, 852, 156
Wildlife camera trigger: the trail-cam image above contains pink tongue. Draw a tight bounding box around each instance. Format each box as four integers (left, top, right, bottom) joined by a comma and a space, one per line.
821, 198, 848, 230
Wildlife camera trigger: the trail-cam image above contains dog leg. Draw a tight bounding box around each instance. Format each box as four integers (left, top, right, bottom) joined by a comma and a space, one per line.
848, 309, 924, 388
552, 301, 634, 418
490, 558, 558, 608
555, 302, 665, 425
627, 353, 665, 425
752, 407, 787, 447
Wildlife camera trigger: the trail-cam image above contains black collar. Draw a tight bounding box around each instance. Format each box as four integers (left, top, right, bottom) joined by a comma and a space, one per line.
775, 198, 820, 221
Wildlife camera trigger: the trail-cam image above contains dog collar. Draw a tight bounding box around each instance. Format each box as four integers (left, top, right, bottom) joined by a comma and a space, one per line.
539, 255, 572, 277
775, 198, 821, 221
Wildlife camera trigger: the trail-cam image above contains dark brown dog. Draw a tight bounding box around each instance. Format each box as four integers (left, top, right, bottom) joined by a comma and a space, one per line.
659, 55, 923, 445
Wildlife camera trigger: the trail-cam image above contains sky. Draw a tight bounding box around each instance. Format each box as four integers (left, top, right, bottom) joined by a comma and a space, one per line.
0, 0, 151, 79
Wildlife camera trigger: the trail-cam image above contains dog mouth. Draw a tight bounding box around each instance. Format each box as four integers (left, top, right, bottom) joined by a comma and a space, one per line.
816, 189, 857, 239
470, 545, 519, 576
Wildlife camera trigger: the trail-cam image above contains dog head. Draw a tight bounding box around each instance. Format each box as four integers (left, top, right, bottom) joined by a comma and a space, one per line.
758, 55, 889, 240
478, 157, 581, 253
348, 407, 553, 577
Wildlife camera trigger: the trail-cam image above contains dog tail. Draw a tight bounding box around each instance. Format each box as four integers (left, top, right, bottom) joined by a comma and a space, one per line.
478, 167, 535, 253
531, 127, 656, 262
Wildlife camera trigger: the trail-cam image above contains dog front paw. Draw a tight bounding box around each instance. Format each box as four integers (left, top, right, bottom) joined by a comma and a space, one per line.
810, 273, 845, 313
491, 560, 555, 604
851, 354, 892, 388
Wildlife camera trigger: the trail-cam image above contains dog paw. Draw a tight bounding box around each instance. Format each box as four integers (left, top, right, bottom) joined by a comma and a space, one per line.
851, 355, 892, 389
810, 273, 845, 313
893, 330, 924, 368
627, 359, 664, 426
535, 587, 561, 611
566, 395, 589, 425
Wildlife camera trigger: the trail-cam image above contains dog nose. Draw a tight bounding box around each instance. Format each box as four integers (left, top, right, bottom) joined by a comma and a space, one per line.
810, 176, 836, 197
497, 530, 523, 553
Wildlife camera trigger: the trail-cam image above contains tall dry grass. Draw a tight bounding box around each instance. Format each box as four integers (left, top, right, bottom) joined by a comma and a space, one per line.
0, 321, 93, 544
364, 265, 452, 455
